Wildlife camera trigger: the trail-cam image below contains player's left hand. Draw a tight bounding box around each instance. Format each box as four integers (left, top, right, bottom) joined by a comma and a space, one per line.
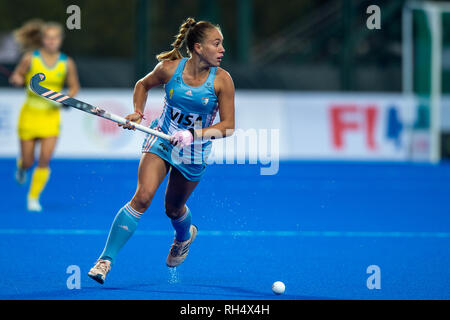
170, 129, 194, 147
119, 112, 143, 130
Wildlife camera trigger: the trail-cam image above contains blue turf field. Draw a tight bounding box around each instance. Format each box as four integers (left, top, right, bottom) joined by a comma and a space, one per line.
0, 158, 449, 300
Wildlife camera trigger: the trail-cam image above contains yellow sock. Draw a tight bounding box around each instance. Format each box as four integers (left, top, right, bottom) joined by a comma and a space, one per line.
28, 167, 51, 200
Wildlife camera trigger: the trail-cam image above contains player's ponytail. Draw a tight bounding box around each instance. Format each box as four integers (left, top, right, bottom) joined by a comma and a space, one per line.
14, 20, 64, 52
157, 17, 197, 61
14, 19, 45, 52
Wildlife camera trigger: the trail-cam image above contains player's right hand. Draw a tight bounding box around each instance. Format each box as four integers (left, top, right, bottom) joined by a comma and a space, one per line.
9, 73, 24, 87
119, 112, 144, 130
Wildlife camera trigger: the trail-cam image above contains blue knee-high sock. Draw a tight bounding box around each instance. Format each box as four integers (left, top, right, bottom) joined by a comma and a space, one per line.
171, 206, 192, 242
99, 203, 142, 264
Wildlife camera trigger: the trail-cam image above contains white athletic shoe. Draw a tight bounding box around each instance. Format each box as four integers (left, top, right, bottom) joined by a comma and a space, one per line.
88, 259, 111, 285
166, 225, 198, 268
27, 197, 42, 212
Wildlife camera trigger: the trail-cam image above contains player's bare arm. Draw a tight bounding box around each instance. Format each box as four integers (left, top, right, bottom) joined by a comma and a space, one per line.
122, 60, 179, 129
196, 68, 235, 140
66, 57, 80, 97
9, 52, 32, 87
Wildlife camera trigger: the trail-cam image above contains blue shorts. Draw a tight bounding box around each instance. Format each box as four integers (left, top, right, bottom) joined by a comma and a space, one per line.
141, 120, 208, 181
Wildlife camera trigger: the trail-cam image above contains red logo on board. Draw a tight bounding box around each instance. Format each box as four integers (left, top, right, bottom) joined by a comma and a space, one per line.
330, 105, 378, 150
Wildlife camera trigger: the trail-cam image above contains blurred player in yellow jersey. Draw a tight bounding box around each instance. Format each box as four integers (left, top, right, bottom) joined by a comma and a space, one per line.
9, 20, 80, 212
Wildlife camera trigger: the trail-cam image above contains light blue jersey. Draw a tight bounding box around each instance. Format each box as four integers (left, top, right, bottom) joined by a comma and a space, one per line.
142, 58, 219, 181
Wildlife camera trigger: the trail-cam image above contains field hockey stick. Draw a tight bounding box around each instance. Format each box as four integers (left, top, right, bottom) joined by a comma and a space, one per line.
30, 72, 171, 141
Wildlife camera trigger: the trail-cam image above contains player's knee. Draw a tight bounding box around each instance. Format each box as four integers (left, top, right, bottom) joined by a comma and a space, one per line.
132, 188, 155, 211
165, 202, 185, 220
21, 159, 34, 170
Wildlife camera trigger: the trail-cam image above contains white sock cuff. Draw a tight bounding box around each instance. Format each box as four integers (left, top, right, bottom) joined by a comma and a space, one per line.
124, 202, 143, 219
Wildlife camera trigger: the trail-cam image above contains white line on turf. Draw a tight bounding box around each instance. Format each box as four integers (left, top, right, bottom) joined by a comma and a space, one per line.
0, 229, 449, 238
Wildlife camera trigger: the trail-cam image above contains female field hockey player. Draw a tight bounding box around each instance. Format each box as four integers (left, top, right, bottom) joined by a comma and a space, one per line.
88, 17, 235, 284
9, 20, 80, 212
